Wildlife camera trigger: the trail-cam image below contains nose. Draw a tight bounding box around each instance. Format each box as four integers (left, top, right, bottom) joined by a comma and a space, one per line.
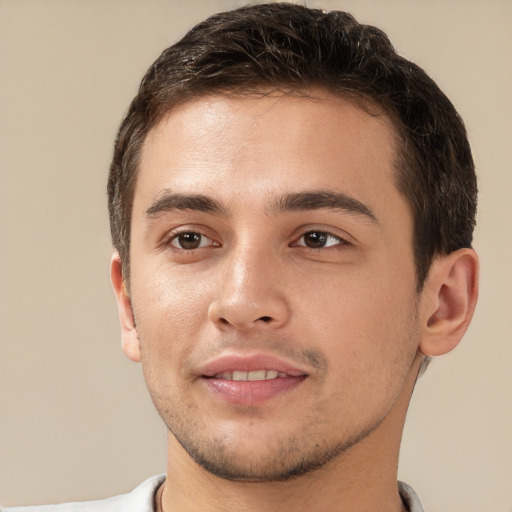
207, 245, 291, 332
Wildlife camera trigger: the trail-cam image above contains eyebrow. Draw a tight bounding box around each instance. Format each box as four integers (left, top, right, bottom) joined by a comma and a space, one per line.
269, 191, 378, 223
145, 191, 226, 218
145, 189, 378, 224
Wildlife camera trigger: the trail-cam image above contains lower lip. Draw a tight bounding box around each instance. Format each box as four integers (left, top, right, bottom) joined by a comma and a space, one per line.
203, 376, 306, 405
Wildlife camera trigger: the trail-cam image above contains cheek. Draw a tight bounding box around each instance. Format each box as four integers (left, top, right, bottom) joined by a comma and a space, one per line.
131, 266, 212, 362
303, 291, 418, 429
296, 265, 418, 380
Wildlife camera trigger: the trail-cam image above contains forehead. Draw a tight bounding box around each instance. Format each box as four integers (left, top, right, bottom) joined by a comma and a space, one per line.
132, 90, 414, 268
138, 91, 400, 200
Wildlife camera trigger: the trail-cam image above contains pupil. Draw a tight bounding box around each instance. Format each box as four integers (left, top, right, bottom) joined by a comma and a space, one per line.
179, 232, 201, 249
305, 231, 326, 248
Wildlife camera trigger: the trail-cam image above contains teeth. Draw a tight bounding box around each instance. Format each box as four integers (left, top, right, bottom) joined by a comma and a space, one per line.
216, 370, 282, 381
248, 370, 267, 381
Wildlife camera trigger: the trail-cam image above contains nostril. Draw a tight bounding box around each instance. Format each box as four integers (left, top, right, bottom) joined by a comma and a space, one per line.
259, 316, 272, 323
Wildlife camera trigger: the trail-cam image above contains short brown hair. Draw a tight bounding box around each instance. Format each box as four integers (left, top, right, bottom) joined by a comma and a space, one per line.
108, 2, 477, 287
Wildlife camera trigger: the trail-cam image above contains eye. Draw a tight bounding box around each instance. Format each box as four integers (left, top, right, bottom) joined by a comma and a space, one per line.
294, 230, 345, 249
169, 231, 215, 250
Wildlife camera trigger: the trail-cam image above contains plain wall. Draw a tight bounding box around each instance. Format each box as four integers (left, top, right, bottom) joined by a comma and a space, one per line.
1, 1, 511, 510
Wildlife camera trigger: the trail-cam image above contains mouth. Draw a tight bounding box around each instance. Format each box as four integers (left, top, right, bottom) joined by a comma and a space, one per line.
212, 370, 290, 381
200, 354, 309, 405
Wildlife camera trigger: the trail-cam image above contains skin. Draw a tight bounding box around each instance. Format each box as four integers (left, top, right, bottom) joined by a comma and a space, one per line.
111, 91, 478, 512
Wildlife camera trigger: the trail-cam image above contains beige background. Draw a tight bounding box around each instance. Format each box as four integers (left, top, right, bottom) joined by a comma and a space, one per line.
1, 0, 511, 509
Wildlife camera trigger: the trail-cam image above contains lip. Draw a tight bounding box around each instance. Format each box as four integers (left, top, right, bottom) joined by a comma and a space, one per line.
200, 353, 308, 406
200, 353, 309, 378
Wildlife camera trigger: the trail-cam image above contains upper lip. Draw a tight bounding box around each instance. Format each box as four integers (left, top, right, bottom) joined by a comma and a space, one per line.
200, 353, 309, 378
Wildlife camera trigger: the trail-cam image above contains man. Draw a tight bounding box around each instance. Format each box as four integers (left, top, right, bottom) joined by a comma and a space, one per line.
6, 3, 478, 511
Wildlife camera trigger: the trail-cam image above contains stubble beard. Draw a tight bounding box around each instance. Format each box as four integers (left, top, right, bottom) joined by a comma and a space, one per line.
149, 389, 389, 483
144, 351, 416, 483
171, 418, 383, 482
139, 303, 420, 483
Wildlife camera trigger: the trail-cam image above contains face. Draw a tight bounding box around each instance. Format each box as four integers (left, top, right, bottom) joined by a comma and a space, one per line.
119, 91, 422, 481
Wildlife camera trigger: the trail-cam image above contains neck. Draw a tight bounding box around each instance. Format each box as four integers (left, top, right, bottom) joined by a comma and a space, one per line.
160, 356, 422, 512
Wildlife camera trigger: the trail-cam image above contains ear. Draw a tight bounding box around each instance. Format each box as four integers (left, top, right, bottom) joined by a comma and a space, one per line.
419, 248, 479, 357
110, 252, 141, 363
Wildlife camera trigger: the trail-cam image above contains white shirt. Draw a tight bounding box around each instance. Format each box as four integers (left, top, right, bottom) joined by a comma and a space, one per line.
3, 475, 425, 511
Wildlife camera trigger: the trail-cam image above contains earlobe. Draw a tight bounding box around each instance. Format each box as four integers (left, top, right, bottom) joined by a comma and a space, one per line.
420, 248, 479, 357
110, 252, 141, 363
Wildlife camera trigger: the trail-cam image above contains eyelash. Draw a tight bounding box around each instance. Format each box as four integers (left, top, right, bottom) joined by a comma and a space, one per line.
291, 230, 349, 250
167, 230, 219, 251
165, 228, 349, 253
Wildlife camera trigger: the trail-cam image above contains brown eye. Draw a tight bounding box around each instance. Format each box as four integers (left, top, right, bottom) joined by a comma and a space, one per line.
171, 232, 209, 250
298, 231, 342, 249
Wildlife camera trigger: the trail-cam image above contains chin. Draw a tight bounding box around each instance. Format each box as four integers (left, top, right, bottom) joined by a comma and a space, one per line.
180, 438, 333, 482
169, 418, 377, 482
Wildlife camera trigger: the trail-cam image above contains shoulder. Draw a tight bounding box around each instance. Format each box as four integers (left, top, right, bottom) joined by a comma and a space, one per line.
2, 475, 165, 512
398, 481, 425, 512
